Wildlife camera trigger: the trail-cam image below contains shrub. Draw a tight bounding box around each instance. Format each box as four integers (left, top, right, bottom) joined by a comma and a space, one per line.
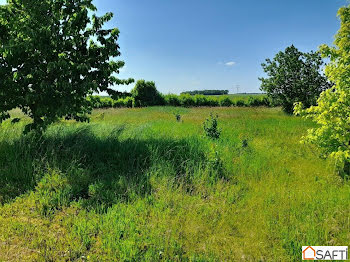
88, 96, 102, 109
219, 96, 233, 107
124, 97, 134, 108
179, 94, 196, 107
113, 98, 127, 108
164, 94, 181, 106
100, 98, 113, 108
247, 96, 262, 107
208, 98, 219, 107
203, 113, 221, 140
194, 95, 210, 107
235, 99, 245, 107
261, 96, 272, 107
131, 80, 164, 107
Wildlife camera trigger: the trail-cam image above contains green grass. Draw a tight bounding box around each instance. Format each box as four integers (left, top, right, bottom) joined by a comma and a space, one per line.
0, 107, 349, 261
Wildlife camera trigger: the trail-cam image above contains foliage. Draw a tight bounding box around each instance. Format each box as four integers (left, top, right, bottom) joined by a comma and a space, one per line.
203, 113, 221, 140
164, 94, 181, 106
294, 5, 350, 175
88, 96, 134, 109
181, 90, 229, 96
131, 80, 164, 107
88, 94, 272, 109
0, 0, 133, 132
178, 94, 197, 107
260, 45, 331, 114
219, 96, 233, 107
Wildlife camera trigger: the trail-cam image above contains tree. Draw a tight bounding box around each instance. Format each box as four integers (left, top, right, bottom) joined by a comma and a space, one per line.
294, 5, 350, 175
260, 45, 331, 114
0, 0, 133, 132
131, 80, 164, 107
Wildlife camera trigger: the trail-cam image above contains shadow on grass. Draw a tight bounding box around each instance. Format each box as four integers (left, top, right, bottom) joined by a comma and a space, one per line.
0, 125, 207, 212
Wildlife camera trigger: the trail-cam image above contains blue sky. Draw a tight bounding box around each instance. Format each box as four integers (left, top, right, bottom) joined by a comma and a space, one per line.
1, 0, 347, 94
93, 0, 347, 94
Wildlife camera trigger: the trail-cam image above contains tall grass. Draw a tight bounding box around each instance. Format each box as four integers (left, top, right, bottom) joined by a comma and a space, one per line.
0, 107, 349, 261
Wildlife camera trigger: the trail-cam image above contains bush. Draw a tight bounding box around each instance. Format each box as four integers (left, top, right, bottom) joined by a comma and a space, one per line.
261, 96, 272, 107
113, 98, 125, 108
164, 94, 181, 106
131, 80, 164, 107
208, 98, 219, 107
219, 96, 233, 107
100, 98, 113, 108
247, 96, 263, 107
203, 113, 221, 140
124, 97, 134, 108
179, 94, 196, 107
235, 99, 245, 107
88, 94, 272, 109
194, 95, 210, 107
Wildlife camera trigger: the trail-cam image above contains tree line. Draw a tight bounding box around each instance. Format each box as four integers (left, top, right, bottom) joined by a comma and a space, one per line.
181, 90, 229, 96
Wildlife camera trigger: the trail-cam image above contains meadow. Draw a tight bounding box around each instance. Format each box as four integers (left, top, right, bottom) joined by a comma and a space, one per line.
0, 106, 350, 261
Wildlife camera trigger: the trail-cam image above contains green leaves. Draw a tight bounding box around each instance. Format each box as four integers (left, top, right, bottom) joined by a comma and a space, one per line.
131, 80, 164, 107
295, 5, 350, 175
0, 0, 133, 132
260, 45, 331, 114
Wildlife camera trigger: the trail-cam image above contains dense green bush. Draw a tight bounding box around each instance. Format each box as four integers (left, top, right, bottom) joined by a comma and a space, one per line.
131, 80, 164, 107
179, 94, 197, 107
219, 96, 233, 107
193, 95, 210, 107
203, 113, 221, 140
164, 94, 181, 106
235, 99, 245, 107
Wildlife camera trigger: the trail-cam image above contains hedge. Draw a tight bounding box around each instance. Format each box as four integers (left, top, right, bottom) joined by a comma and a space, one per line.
88, 94, 272, 109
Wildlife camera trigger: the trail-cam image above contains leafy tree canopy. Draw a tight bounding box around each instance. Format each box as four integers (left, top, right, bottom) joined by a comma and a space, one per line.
295, 5, 350, 175
0, 0, 133, 132
260, 45, 331, 114
131, 80, 164, 107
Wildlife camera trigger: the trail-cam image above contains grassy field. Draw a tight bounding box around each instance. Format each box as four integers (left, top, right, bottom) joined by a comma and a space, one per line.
0, 106, 349, 261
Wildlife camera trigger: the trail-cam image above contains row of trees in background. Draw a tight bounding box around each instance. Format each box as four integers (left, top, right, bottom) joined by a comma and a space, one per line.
181, 90, 229, 96
88, 92, 271, 110
88, 80, 270, 109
